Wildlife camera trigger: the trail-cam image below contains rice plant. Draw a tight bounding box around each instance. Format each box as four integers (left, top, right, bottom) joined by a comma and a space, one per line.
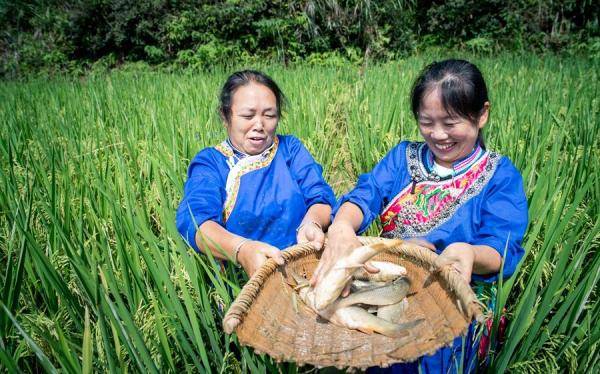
0, 54, 598, 373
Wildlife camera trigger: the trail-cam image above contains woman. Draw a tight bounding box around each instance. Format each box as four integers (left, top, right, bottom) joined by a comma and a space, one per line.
177, 70, 336, 277
313, 59, 528, 373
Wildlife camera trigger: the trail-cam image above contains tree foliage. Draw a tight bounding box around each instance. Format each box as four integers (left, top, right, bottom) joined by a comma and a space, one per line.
1, 0, 598, 77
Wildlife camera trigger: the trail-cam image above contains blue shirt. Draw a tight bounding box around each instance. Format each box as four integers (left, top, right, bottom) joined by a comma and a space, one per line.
340, 141, 529, 373
335, 141, 528, 282
176, 135, 336, 252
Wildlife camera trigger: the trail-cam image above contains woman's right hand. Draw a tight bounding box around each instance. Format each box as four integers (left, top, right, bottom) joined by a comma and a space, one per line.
309, 222, 362, 287
237, 240, 285, 277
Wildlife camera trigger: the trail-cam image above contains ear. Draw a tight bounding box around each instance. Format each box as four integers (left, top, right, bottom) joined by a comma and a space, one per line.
219, 110, 229, 128
477, 102, 490, 129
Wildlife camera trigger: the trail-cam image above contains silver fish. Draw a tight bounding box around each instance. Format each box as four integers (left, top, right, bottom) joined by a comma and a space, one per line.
350, 279, 387, 292
353, 261, 407, 282
330, 306, 422, 337
291, 272, 421, 337
337, 277, 411, 309
378, 298, 409, 323
313, 240, 403, 310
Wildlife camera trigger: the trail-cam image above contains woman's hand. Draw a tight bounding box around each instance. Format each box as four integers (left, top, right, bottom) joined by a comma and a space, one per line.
405, 237, 436, 251
237, 240, 285, 277
309, 222, 362, 287
434, 242, 475, 283
296, 221, 326, 250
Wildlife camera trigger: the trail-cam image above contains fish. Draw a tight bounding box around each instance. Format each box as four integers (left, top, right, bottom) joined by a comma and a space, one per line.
350, 279, 387, 292
330, 306, 422, 338
290, 271, 421, 337
353, 261, 407, 282
338, 277, 411, 309
313, 240, 404, 310
378, 298, 409, 323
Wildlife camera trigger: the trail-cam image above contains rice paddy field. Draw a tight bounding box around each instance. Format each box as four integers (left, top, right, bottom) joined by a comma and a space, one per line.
0, 54, 598, 373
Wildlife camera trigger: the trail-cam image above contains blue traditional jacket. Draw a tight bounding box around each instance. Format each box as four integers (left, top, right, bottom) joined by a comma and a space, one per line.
335, 141, 529, 283
340, 141, 529, 374
176, 135, 336, 252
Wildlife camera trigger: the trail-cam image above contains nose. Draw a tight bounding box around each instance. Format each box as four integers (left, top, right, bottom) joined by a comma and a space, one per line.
430, 125, 448, 140
252, 117, 265, 131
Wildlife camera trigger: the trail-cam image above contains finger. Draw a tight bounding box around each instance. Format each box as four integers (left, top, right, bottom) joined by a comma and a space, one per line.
310, 240, 336, 286
296, 232, 308, 244
463, 270, 472, 284
363, 261, 380, 274
310, 240, 324, 250
310, 261, 324, 286
311, 251, 332, 286
433, 256, 447, 269
303, 229, 316, 243
341, 282, 351, 297
407, 238, 436, 251
272, 251, 285, 266
433, 257, 455, 275
264, 247, 285, 266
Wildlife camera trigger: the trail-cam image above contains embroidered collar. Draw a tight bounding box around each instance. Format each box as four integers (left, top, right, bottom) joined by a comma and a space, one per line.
226, 139, 248, 159
226, 138, 276, 160
380, 142, 500, 239
416, 142, 486, 182
215, 137, 277, 164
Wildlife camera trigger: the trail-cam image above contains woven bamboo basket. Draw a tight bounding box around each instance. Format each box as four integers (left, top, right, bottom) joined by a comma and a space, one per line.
222, 236, 484, 369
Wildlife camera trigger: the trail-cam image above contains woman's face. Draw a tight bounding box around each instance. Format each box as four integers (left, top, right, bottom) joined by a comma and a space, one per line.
225, 82, 278, 155
417, 88, 489, 168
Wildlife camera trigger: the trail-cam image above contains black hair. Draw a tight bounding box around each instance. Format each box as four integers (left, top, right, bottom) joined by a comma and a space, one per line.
219, 70, 286, 123
411, 59, 489, 145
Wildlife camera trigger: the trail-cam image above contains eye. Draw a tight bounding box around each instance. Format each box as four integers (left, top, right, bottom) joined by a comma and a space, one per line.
265, 114, 277, 119
241, 114, 254, 119
419, 121, 433, 127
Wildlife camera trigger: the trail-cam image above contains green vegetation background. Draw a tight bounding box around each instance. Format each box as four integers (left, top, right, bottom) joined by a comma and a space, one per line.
1, 55, 598, 373
1, 1, 599, 373
1, 0, 599, 78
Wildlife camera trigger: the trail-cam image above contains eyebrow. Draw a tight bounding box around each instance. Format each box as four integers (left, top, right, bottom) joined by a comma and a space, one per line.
418, 113, 457, 120
237, 106, 276, 111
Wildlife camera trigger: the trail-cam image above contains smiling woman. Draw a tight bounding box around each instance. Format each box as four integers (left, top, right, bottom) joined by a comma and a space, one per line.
176, 70, 336, 277
314, 60, 529, 373
416, 88, 488, 169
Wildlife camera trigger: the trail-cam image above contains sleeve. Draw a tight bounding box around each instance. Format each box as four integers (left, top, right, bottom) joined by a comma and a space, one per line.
175, 150, 226, 252
333, 142, 407, 234
471, 158, 529, 282
286, 135, 336, 208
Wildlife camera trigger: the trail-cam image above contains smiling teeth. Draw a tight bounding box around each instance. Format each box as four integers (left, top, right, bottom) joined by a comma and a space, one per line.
435, 143, 454, 150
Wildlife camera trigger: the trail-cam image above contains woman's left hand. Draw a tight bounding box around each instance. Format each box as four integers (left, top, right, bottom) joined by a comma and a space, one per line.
434, 242, 475, 283
296, 222, 325, 250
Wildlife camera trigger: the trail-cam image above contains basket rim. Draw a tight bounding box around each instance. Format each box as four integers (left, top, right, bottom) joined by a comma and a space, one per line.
223, 236, 484, 335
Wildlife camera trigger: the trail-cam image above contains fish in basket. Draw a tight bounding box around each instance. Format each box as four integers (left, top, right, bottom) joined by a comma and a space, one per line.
223, 237, 484, 369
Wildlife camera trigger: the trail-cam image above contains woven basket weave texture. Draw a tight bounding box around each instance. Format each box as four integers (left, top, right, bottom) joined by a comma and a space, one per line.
223, 237, 483, 369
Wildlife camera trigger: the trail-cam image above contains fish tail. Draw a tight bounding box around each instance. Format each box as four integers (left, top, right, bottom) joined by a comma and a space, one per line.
375, 317, 424, 338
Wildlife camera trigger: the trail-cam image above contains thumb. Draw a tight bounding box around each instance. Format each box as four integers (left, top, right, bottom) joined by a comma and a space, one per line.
432, 256, 453, 273
363, 261, 381, 274
309, 239, 324, 250
296, 231, 308, 243
265, 246, 285, 266
341, 282, 352, 297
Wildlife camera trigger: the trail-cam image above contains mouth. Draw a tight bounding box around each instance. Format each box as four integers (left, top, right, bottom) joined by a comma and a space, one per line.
433, 142, 456, 152
248, 137, 266, 144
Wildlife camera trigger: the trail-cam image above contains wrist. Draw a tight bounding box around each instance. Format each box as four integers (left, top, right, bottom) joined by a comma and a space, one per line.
233, 238, 251, 265
329, 221, 355, 234
296, 220, 322, 233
